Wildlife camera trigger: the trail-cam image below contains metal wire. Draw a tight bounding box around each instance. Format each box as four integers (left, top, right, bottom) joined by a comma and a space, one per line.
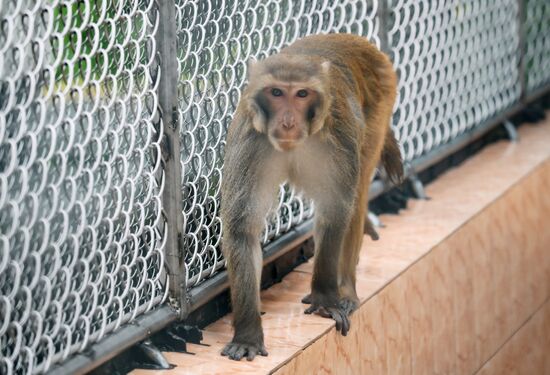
0, 1, 166, 374
524, 0, 550, 93
175, 0, 381, 287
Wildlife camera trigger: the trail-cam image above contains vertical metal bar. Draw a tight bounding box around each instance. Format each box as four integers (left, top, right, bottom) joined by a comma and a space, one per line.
155, 0, 188, 319
517, 0, 527, 101
377, 0, 391, 55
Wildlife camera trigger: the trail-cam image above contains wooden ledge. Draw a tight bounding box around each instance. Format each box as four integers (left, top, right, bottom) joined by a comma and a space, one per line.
134, 114, 550, 375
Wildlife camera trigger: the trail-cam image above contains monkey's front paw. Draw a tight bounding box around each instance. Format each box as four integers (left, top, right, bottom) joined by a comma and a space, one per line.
221, 341, 268, 361
304, 303, 351, 336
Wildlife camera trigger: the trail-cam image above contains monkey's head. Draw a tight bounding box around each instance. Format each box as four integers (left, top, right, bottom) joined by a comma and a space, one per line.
245, 54, 332, 151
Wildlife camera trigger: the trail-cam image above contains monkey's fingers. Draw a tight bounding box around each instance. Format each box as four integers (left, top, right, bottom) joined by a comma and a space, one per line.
318, 307, 351, 336
222, 342, 268, 361
304, 305, 351, 336
335, 309, 350, 336
364, 220, 380, 241
246, 348, 258, 361
304, 305, 317, 314
301, 294, 312, 304
247, 345, 268, 361
221, 343, 246, 361
366, 227, 380, 241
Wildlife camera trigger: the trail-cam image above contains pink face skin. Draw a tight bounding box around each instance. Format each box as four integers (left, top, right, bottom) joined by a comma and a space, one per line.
261, 84, 319, 151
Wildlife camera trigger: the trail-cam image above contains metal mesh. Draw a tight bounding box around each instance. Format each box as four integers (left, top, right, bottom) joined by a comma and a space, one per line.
0, 1, 166, 374
387, 0, 522, 162
175, 0, 381, 287
524, 0, 550, 93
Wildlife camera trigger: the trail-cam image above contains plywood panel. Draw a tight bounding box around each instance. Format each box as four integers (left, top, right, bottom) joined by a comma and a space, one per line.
477, 300, 550, 375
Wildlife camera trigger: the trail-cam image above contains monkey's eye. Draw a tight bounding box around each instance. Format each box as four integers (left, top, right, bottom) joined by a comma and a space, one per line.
271, 88, 283, 97
296, 89, 308, 98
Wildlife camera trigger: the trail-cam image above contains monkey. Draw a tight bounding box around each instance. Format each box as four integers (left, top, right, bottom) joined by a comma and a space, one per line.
220, 33, 403, 361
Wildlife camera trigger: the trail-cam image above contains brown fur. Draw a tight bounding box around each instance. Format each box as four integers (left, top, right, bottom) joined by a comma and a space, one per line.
221, 33, 402, 361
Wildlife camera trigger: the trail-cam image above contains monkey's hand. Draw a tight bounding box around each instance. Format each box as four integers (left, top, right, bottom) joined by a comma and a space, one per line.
304, 295, 351, 336
221, 339, 268, 361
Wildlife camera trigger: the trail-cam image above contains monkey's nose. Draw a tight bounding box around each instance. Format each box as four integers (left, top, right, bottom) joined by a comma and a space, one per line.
282, 123, 294, 130
281, 112, 296, 129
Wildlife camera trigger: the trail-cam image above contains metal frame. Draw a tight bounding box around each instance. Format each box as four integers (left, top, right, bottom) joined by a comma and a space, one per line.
517, 0, 528, 100
376, 0, 390, 55
48, 307, 177, 375
155, 0, 189, 319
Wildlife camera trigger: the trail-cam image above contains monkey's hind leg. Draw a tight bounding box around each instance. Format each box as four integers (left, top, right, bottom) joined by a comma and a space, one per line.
301, 214, 376, 306
302, 216, 380, 306
337, 202, 366, 317
338, 154, 377, 316
304, 202, 355, 336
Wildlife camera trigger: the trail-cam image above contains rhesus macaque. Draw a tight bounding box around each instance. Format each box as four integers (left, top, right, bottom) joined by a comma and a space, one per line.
220, 33, 402, 361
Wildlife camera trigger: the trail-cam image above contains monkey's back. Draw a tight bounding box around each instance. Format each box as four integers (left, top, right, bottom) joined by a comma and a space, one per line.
282, 33, 385, 62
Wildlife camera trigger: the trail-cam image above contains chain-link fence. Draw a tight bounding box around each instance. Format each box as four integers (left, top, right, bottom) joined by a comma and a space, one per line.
524, 0, 550, 94
1, 0, 549, 374
387, 0, 521, 163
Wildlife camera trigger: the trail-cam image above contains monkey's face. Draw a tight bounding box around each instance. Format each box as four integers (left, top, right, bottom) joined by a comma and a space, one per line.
254, 84, 320, 151
247, 56, 331, 152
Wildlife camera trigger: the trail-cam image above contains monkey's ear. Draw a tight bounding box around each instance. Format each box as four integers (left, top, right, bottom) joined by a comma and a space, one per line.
321, 61, 331, 74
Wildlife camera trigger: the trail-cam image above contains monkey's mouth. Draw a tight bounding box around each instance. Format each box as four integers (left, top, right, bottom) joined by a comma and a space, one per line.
271, 138, 301, 151
269, 130, 306, 151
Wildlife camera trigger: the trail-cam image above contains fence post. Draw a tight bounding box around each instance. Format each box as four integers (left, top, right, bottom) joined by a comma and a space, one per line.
377, 0, 391, 56
155, 0, 188, 319
516, 0, 527, 101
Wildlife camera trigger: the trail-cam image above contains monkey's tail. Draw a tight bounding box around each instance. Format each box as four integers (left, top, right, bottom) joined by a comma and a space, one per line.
381, 128, 404, 185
